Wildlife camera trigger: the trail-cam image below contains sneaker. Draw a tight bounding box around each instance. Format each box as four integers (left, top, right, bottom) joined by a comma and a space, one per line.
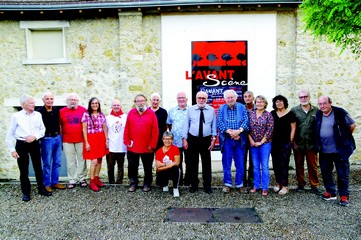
296, 186, 305, 193
311, 187, 322, 195
339, 196, 349, 207
273, 184, 280, 193
322, 192, 337, 201
173, 188, 180, 197
162, 186, 169, 192
222, 186, 231, 193
278, 187, 289, 196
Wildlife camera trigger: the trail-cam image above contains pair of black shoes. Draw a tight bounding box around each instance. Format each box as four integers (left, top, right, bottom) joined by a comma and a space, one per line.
39, 188, 52, 197
22, 189, 52, 202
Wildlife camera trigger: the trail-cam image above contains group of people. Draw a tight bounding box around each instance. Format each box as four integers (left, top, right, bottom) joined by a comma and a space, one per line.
5, 89, 356, 206
215, 90, 355, 207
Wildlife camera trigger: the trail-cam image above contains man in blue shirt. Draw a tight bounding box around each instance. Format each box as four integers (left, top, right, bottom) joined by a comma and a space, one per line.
217, 90, 249, 193
182, 91, 217, 193
315, 96, 356, 207
166, 91, 189, 186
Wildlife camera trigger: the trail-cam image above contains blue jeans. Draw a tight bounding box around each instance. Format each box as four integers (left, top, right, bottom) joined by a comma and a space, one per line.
319, 152, 350, 197
41, 135, 62, 186
222, 138, 245, 188
250, 142, 272, 190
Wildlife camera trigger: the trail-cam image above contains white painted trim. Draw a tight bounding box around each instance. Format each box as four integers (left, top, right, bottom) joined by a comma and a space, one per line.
22, 58, 71, 65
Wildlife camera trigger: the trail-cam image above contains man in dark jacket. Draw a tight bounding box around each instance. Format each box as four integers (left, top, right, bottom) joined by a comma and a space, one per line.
315, 96, 356, 207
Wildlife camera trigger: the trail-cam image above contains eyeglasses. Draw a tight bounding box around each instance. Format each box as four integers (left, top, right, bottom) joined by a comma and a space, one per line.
135, 100, 146, 103
299, 96, 309, 99
197, 97, 207, 100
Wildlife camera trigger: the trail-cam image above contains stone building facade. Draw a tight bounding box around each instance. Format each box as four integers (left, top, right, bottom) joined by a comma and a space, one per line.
1, 3, 360, 179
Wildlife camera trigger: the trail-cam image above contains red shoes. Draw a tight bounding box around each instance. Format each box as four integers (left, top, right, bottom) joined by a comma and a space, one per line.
89, 176, 104, 192
94, 176, 104, 187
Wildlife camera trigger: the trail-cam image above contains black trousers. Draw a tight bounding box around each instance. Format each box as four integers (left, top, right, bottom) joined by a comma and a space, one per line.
16, 140, 44, 195
106, 152, 125, 183
156, 166, 181, 189
127, 151, 153, 187
178, 147, 190, 185
244, 140, 254, 188
187, 134, 212, 189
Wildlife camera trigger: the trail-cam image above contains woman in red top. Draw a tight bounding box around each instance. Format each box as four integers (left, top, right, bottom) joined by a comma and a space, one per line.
155, 131, 181, 197
82, 97, 109, 192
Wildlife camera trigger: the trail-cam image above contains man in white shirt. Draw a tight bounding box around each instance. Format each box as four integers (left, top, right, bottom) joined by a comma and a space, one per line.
106, 99, 127, 184
5, 95, 52, 202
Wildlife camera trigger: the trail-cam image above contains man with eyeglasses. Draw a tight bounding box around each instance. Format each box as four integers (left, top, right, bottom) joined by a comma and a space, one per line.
60, 93, 88, 189
182, 91, 217, 194
166, 91, 190, 186
315, 96, 356, 207
291, 90, 321, 194
124, 94, 159, 192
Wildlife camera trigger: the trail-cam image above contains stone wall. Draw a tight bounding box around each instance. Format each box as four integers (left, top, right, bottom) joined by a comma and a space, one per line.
1, 9, 360, 179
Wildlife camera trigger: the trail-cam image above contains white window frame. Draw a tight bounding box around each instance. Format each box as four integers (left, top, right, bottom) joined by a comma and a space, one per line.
20, 21, 71, 65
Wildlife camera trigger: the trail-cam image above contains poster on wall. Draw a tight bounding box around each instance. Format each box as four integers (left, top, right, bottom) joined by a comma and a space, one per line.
191, 41, 248, 109
191, 41, 248, 150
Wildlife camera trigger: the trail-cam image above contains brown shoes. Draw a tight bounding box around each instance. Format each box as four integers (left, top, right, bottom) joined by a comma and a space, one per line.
51, 183, 66, 190
45, 186, 52, 193
237, 187, 248, 194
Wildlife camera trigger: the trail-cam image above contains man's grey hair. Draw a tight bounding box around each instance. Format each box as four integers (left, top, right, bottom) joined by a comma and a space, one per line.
66, 92, 79, 101
223, 89, 238, 99
243, 90, 254, 97
150, 92, 161, 101
42, 91, 54, 99
134, 94, 147, 102
20, 95, 33, 106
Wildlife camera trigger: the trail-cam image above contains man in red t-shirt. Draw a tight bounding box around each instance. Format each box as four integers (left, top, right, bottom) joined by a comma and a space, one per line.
60, 93, 87, 189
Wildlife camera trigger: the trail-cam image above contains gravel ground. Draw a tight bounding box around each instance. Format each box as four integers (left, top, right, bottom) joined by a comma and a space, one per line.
0, 166, 360, 240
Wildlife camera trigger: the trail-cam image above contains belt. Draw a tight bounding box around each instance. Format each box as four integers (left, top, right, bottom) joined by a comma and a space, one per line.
45, 132, 59, 137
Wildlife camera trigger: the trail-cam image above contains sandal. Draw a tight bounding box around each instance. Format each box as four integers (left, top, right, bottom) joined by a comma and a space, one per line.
67, 183, 76, 189
80, 180, 88, 187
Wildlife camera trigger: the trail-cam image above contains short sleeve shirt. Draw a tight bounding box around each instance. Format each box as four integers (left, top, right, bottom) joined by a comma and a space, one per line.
155, 144, 180, 164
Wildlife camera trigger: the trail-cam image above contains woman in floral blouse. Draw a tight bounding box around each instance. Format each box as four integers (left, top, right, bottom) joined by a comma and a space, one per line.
248, 95, 274, 196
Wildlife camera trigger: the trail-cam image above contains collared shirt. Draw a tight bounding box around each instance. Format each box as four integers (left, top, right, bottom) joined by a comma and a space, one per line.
182, 104, 217, 139
81, 112, 107, 134
106, 113, 127, 152
249, 110, 274, 142
5, 109, 45, 152
217, 103, 249, 133
166, 105, 188, 147
291, 104, 318, 151
36, 106, 61, 136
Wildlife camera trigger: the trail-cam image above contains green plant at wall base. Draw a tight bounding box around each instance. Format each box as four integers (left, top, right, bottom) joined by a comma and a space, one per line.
300, 0, 361, 56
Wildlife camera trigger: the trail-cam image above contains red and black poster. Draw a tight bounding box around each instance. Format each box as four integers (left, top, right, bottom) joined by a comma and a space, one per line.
191, 41, 248, 112
191, 41, 248, 150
